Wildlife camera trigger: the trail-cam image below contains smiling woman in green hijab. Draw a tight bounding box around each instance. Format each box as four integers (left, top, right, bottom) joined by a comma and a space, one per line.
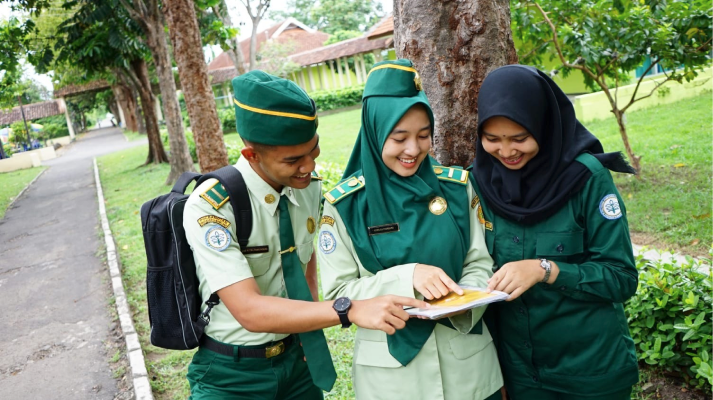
317, 59, 503, 400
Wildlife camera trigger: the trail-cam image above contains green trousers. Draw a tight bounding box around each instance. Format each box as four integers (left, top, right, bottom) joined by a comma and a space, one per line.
507, 386, 631, 400
187, 338, 323, 400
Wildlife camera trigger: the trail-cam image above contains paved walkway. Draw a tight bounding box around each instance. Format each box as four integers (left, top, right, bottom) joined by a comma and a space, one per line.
0, 128, 145, 399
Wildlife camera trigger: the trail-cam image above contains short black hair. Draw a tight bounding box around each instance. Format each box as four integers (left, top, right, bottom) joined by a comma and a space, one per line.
240, 136, 275, 154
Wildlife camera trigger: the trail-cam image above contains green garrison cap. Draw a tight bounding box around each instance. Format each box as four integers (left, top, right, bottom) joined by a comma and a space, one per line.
232, 70, 318, 146
362, 59, 423, 100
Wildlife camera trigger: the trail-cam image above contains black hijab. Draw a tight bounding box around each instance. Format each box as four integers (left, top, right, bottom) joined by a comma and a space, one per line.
472, 65, 634, 225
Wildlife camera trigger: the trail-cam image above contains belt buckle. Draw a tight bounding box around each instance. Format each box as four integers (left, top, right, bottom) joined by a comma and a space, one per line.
265, 341, 285, 358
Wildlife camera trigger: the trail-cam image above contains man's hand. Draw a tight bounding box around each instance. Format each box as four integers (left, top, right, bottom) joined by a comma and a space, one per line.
349, 295, 429, 335
487, 259, 558, 301
413, 263, 463, 300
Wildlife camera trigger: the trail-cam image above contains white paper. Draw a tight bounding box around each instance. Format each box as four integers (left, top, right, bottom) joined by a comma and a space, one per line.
405, 286, 508, 320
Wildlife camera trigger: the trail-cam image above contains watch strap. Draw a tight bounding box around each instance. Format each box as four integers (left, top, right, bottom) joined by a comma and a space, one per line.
540, 258, 551, 283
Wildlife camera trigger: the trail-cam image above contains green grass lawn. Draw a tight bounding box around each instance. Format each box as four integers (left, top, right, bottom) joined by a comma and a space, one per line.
0, 167, 46, 219
590, 93, 712, 256
98, 94, 711, 399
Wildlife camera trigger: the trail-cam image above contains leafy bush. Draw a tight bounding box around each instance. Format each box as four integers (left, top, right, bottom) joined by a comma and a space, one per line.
315, 162, 344, 195
226, 143, 242, 165
311, 85, 365, 112
162, 131, 198, 163
218, 108, 236, 134
626, 254, 712, 391
3, 143, 13, 157
42, 123, 69, 139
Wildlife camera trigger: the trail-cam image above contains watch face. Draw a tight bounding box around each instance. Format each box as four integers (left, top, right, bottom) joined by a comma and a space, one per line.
334, 297, 350, 312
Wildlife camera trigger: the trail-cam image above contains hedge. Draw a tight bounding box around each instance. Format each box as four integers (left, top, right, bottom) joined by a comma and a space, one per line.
626, 254, 712, 391
311, 85, 365, 112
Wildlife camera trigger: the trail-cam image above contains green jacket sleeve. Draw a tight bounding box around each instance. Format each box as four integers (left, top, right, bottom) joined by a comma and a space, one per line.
551, 168, 638, 303
317, 201, 417, 301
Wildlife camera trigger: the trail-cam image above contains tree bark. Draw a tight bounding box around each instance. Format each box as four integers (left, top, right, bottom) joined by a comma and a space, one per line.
130, 59, 169, 164
112, 82, 139, 132
120, 0, 195, 183
212, 0, 246, 75
165, 0, 229, 173
394, 0, 518, 167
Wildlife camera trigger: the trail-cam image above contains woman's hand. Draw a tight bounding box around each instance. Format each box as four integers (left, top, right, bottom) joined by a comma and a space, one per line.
487, 259, 558, 301
413, 264, 463, 300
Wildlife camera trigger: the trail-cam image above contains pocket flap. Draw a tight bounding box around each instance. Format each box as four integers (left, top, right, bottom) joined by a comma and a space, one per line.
449, 329, 493, 360
244, 253, 271, 277
297, 242, 313, 264
536, 231, 584, 257
354, 340, 402, 368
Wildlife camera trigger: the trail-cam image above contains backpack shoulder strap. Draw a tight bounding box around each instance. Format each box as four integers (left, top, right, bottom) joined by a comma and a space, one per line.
199, 166, 253, 249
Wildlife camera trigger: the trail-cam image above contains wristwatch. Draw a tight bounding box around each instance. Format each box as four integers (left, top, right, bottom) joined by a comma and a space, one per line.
539, 259, 551, 283
332, 297, 352, 328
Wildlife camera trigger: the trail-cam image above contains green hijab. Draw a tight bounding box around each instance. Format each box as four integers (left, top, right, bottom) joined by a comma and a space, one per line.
336, 59, 471, 365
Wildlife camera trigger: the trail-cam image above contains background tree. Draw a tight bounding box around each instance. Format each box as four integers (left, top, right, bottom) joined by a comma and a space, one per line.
257, 40, 301, 77
270, 0, 384, 34
393, 0, 518, 167
512, 0, 712, 174
198, 0, 247, 74
53, 0, 168, 164
164, 0, 229, 172
116, 0, 195, 182
239, 0, 271, 71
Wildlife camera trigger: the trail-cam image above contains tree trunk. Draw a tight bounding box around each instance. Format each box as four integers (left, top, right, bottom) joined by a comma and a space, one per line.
394, 0, 518, 167
130, 59, 169, 164
249, 20, 259, 71
612, 109, 642, 175
165, 0, 229, 173
112, 83, 139, 132
140, 1, 195, 183
213, 0, 246, 75
136, 97, 147, 134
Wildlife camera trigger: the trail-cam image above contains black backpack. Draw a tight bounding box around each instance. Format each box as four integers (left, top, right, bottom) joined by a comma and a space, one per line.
140, 166, 253, 350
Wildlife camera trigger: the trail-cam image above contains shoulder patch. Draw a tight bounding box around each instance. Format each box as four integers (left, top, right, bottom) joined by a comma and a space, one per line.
200, 181, 230, 210
471, 193, 480, 209
433, 166, 468, 185
599, 194, 622, 220
320, 215, 335, 227
324, 176, 365, 204
311, 170, 323, 181
197, 215, 231, 228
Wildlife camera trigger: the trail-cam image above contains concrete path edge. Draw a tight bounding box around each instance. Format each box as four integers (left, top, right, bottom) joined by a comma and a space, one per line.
7, 168, 48, 210
93, 158, 154, 400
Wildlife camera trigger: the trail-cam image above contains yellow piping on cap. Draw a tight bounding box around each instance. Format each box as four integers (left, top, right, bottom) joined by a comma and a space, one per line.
233, 98, 317, 121
367, 64, 417, 78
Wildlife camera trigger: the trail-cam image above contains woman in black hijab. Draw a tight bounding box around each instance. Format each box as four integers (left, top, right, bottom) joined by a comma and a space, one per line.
471, 65, 639, 399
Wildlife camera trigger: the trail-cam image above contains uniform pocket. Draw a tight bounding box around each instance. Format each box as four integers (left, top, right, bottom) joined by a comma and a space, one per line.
354, 340, 402, 368
244, 253, 271, 277
449, 329, 493, 360
536, 231, 584, 259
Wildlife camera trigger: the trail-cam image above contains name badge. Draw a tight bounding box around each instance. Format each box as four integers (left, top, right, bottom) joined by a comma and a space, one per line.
368, 223, 400, 236
242, 246, 269, 255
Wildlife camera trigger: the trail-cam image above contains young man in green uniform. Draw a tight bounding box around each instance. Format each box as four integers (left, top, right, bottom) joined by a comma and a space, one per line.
183, 71, 427, 399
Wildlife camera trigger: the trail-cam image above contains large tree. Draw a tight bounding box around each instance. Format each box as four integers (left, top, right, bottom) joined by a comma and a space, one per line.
164, 0, 229, 172
270, 0, 384, 34
200, 0, 247, 74
117, 0, 196, 183
512, 0, 712, 174
239, 0, 271, 71
393, 0, 518, 167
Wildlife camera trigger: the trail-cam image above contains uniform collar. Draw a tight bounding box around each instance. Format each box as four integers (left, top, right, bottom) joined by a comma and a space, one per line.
236, 157, 300, 216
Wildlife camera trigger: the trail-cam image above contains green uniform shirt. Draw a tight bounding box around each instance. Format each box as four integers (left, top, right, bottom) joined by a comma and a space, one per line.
183, 156, 321, 345
474, 153, 639, 395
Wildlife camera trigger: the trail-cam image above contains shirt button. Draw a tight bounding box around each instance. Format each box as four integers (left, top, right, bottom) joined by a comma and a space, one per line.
519, 307, 526, 315
532, 376, 539, 383
560, 286, 567, 291
522, 340, 531, 348
556, 244, 564, 253
512, 236, 520, 244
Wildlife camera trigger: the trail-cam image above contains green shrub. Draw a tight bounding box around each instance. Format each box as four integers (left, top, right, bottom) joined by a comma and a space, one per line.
3, 143, 13, 157
162, 131, 198, 163
42, 123, 69, 139
626, 254, 712, 391
226, 143, 242, 165
316, 162, 344, 195
218, 108, 236, 134
311, 85, 365, 112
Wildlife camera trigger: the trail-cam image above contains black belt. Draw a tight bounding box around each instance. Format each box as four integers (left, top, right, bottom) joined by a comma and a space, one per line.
200, 335, 295, 359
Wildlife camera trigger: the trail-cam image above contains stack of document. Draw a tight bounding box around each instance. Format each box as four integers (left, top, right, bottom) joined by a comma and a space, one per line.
406, 286, 508, 320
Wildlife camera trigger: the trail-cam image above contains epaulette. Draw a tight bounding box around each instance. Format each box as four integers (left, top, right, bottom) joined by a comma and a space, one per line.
433, 165, 468, 185
199, 180, 230, 210
311, 170, 322, 181
324, 176, 364, 204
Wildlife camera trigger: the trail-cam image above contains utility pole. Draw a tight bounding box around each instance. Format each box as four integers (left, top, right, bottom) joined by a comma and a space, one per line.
18, 95, 32, 148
